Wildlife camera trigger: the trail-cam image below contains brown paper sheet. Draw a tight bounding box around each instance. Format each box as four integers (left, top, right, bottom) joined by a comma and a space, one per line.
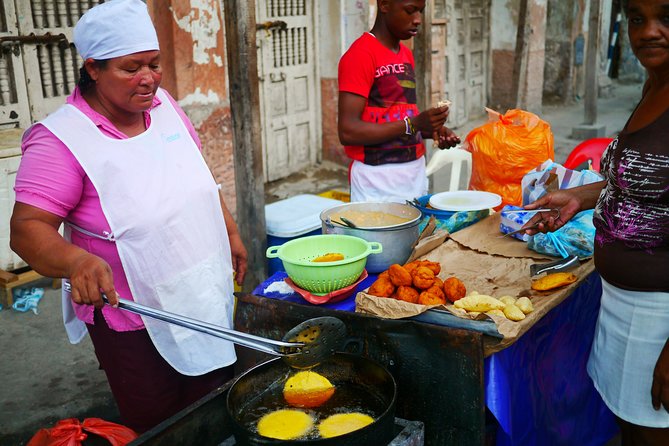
356, 218, 596, 355
449, 213, 553, 260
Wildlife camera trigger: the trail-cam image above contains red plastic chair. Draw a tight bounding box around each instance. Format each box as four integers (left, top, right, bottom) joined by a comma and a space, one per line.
563, 137, 614, 172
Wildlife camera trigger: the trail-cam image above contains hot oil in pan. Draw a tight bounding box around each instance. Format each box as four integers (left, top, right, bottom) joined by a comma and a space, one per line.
238, 373, 387, 440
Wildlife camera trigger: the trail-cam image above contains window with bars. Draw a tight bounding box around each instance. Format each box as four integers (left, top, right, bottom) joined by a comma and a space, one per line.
0, 0, 103, 129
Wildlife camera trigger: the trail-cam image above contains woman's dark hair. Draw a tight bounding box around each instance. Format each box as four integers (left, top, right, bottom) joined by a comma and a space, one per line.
78, 59, 108, 94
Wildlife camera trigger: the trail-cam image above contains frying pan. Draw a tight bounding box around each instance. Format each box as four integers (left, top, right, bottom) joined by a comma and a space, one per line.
227, 353, 397, 446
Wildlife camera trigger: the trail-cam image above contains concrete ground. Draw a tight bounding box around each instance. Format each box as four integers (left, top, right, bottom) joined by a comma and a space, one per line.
0, 80, 641, 445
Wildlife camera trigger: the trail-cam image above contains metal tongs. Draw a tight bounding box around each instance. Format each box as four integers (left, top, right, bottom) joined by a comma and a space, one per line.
530, 254, 581, 277
63, 282, 346, 368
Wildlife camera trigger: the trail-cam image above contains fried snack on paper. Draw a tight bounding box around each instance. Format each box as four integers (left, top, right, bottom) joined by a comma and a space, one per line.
388, 264, 413, 287
403, 261, 421, 275
486, 309, 506, 318
312, 252, 344, 262
503, 304, 526, 321
378, 270, 390, 281
368, 277, 395, 298
418, 286, 447, 306
433, 277, 444, 289
394, 285, 420, 304
419, 260, 441, 275
412, 266, 436, 289
531, 272, 578, 291
515, 296, 534, 314
443, 277, 467, 303
454, 294, 506, 312
499, 296, 517, 306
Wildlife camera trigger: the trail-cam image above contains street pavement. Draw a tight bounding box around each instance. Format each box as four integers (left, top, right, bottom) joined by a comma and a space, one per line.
0, 80, 641, 445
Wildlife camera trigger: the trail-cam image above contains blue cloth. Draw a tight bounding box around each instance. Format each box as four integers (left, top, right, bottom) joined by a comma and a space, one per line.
11, 287, 45, 315
485, 273, 618, 446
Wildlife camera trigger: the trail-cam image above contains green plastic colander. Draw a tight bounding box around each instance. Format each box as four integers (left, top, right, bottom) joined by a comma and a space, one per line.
266, 234, 383, 295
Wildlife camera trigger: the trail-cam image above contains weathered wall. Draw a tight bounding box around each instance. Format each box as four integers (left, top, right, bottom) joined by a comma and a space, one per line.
489, 0, 519, 111
319, 0, 369, 165
543, 0, 578, 103
148, 0, 237, 215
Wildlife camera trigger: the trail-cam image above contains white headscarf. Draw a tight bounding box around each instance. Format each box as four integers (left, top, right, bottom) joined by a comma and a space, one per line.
73, 0, 160, 60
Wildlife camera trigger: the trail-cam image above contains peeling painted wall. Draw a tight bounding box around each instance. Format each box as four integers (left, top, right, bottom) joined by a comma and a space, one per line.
148, 0, 237, 215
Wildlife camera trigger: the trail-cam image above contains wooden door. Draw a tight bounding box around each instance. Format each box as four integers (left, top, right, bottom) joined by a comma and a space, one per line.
431, 0, 489, 127
0, 0, 100, 129
0, 1, 30, 129
256, 0, 321, 182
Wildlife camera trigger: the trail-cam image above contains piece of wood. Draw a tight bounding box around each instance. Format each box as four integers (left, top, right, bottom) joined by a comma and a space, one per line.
0, 268, 43, 307
0, 269, 19, 284
222, 0, 268, 291
511, 0, 530, 109
413, 0, 432, 112
584, 0, 602, 125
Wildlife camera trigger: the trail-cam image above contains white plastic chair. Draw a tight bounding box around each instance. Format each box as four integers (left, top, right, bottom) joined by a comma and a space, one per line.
426, 146, 472, 192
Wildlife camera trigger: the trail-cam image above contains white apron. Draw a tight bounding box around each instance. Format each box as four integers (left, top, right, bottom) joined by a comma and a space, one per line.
41, 88, 236, 375
350, 157, 428, 203
587, 277, 669, 427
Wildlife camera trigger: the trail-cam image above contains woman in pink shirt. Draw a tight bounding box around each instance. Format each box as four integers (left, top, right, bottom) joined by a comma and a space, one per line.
10, 0, 246, 433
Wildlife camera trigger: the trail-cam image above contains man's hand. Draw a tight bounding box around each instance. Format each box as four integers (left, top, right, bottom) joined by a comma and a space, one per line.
229, 232, 248, 286
413, 105, 449, 134
652, 338, 669, 413
433, 127, 460, 149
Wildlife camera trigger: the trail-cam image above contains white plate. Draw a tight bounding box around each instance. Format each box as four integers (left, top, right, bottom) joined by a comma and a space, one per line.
428, 191, 502, 212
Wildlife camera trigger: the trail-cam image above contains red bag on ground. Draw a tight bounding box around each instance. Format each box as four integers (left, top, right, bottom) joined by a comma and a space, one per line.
466, 108, 554, 209
27, 418, 137, 446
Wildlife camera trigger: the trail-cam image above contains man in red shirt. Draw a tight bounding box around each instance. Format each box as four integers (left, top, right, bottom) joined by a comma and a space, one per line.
338, 0, 459, 202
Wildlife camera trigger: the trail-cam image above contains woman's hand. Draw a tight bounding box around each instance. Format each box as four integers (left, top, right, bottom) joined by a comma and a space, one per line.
522, 190, 583, 234
433, 127, 461, 149
522, 181, 606, 235
229, 232, 248, 286
413, 105, 449, 135
67, 253, 117, 308
652, 338, 669, 413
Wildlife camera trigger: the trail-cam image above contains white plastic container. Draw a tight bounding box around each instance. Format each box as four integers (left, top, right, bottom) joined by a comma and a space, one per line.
265, 194, 343, 274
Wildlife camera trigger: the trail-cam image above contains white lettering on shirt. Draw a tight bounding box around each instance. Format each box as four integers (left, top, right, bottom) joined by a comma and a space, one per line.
375, 63, 406, 78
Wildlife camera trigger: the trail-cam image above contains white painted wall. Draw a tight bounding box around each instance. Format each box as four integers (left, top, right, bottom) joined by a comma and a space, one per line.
490, 0, 517, 51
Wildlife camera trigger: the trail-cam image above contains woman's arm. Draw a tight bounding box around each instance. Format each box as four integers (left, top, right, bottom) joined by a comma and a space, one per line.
10, 202, 118, 307
218, 194, 248, 286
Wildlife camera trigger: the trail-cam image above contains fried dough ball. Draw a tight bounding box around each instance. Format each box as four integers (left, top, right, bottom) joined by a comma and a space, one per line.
393, 285, 420, 304
418, 286, 447, 306
378, 270, 390, 281
412, 266, 435, 290
403, 261, 420, 275
433, 277, 444, 289
388, 264, 413, 287
419, 260, 441, 275
443, 277, 467, 303
368, 277, 395, 298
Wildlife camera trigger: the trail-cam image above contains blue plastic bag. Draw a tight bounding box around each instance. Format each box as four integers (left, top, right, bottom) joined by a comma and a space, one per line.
527, 210, 595, 258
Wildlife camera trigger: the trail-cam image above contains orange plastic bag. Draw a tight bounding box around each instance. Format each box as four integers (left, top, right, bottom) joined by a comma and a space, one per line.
466, 108, 554, 209
27, 418, 137, 446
